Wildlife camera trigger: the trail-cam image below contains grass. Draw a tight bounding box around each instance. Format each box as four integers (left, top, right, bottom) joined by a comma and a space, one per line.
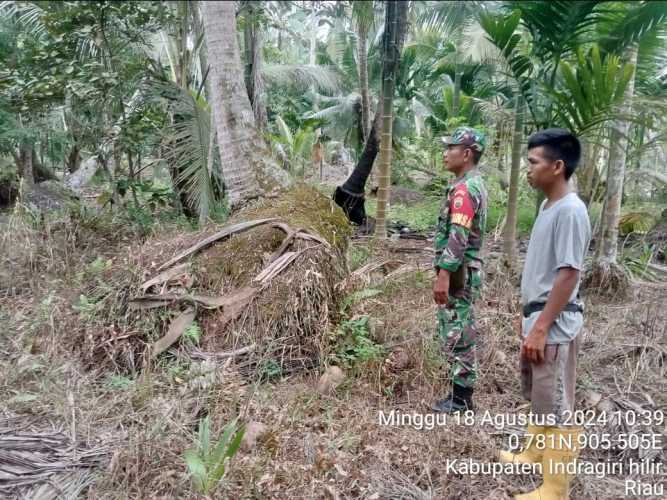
3, 183, 665, 499
365, 191, 537, 236
487, 195, 536, 235
385, 199, 441, 232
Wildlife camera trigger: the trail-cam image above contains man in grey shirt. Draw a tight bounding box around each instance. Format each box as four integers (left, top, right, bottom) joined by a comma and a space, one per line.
521, 191, 590, 344
497, 129, 590, 500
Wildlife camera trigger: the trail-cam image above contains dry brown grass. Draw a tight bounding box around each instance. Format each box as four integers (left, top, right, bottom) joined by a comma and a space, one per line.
1, 204, 665, 499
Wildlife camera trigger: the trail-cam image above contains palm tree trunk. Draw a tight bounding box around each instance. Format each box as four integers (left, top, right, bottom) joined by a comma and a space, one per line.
578, 132, 602, 206
192, 1, 212, 100
595, 47, 637, 266
502, 95, 524, 271
243, 2, 268, 130
201, 1, 264, 209
584, 47, 638, 295
18, 144, 35, 191
452, 60, 462, 116
374, 1, 408, 238
333, 110, 382, 225
357, 24, 371, 141
630, 116, 645, 198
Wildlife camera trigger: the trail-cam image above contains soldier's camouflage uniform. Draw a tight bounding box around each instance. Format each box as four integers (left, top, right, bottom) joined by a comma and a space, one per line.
434, 131, 488, 389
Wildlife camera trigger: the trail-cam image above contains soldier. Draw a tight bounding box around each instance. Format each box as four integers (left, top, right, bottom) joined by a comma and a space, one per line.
431, 126, 487, 414
496, 129, 590, 500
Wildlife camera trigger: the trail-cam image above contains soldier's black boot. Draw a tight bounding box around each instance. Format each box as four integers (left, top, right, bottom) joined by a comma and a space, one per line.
431, 385, 474, 413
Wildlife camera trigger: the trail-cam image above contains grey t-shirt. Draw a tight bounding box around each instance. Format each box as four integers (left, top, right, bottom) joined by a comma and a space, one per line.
521, 192, 591, 344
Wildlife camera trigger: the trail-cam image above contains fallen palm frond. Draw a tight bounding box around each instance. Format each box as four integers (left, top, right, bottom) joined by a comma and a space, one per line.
139, 263, 192, 293
149, 307, 196, 359
368, 465, 434, 500
0, 416, 110, 499
156, 218, 280, 272
338, 259, 407, 291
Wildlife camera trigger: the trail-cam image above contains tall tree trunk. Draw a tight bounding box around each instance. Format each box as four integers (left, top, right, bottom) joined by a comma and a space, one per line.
630, 116, 645, 199
201, 1, 265, 209
502, 95, 524, 271
585, 47, 638, 295
243, 2, 268, 130
578, 132, 602, 206
192, 1, 212, 100
493, 116, 509, 190
374, 1, 408, 238
18, 144, 35, 191
595, 47, 637, 265
32, 150, 57, 182
357, 23, 371, 141
333, 110, 382, 225
452, 60, 462, 116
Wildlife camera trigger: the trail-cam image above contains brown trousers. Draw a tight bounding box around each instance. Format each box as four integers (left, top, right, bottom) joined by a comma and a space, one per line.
521, 334, 581, 425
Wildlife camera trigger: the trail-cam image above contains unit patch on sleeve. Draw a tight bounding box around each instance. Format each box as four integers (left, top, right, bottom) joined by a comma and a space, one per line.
449, 185, 474, 229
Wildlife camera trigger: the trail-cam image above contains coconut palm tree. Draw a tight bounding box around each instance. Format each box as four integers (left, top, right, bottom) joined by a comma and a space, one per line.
351, 1, 377, 142
201, 1, 270, 208
241, 1, 270, 130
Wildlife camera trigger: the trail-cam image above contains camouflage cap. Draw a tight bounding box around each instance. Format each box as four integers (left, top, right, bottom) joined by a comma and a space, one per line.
441, 126, 486, 153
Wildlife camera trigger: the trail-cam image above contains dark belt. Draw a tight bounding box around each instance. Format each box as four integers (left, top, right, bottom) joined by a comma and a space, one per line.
522, 301, 584, 318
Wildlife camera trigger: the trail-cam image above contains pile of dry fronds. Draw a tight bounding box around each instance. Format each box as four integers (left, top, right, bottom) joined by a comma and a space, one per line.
77, 184, 352, 376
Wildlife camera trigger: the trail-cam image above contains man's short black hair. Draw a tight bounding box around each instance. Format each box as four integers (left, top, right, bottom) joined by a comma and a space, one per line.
527, 128, 581, 180
471, 149, 482, 165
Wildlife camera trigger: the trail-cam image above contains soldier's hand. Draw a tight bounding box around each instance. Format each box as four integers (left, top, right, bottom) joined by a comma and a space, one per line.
433, 269, 449, 305
521, 325, 547, 364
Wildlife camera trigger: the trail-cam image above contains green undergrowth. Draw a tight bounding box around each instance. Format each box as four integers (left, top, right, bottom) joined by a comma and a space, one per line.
365, 192, 536, 236
327, 315, 386, 370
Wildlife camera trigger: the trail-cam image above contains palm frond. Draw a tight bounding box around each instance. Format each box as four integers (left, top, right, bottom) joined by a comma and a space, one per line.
262, 64, 341, 94
302, 93, 360, 142
159, 83, 219, 224
275, 115, 293, 146
326, 17, 350, 65
478, 10, 534, 108
352, 0, 376, 35
599, 0, 667, 54
512, 0, 605, 59
551, 45, 635, 135
416, 0, 484, 34
459, 19, 503, 64
0, 1, 48, 40
292, 128, 315, 158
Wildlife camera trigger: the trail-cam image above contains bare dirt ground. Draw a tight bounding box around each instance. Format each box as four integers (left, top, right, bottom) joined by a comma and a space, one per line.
1, 209, 666, 499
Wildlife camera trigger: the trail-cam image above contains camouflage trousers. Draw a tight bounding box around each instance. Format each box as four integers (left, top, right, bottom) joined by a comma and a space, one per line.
436, 267, 482, 389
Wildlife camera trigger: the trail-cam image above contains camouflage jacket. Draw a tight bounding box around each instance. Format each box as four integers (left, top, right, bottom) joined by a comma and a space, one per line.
433, 169, 487, 273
